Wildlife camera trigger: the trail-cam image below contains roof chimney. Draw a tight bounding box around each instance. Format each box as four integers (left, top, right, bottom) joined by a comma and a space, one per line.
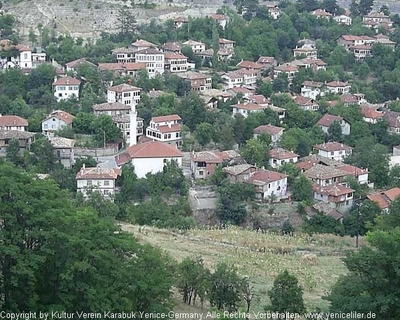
83, 163, 85, 169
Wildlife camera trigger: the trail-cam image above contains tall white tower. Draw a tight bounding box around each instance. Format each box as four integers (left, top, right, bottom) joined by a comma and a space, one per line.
129, 105, 137, 146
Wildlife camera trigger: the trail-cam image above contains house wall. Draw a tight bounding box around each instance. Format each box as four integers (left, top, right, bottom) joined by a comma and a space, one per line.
54, 85, 79, 102
191, 161, 219, 179
107, 90, 141, 107
258, 177, 288, 200
135, 53, 164, 78
20, 50, 32, 69
132, 157, 183, 178
358, 173, 369, 185
77, 179, 116, 199
269, 156, 298, 169
317, 149, 351, 161
42, 117, 69, 136
54, 147, 74, 168
0, 125, 26, 131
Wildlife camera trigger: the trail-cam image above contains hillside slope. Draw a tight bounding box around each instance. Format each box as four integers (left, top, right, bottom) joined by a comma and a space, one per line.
4, 0, 228, 39
120, 223, 355, 312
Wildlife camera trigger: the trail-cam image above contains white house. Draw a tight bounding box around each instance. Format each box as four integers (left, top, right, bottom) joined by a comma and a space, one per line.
248, 170, 288, 201
0, 41, 47, 70
42, 110, 74, 137
232, 103, 267, 118
130, 39, 158, 52
0, 115, 28, 131
269, 148, 299, 169
221, 71, 244, 89
333, 15, 352, 25
50, 137, 75, 169
317, 114, 351, 135
360, 105, 383, 124
325, 81, 351, 94
314, 142, 353, 162
76, 165, 121, 199
219, 38, 235, 51
253, 125, 284, 145
337, 164, 369, 185
301, 81, 325, 100
111, 47, 136, 63
107, 84, 141, 107
182, 40, 206, 53
53, 76, 81, 102
146, 114, 182, 147
164, 53, 188, 73
313, 183, 354, 214
211, 14, 228, 29
115, 140, 183, 179
134, 48, 165, 78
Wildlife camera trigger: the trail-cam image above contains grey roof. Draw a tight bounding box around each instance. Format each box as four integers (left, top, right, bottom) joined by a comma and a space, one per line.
92, 102, 131, 112
223, 164, 256, 176
50, 137, 75, 148
0, 130, 35, 139
313, 202, 343, 221
305, 164, 350, 180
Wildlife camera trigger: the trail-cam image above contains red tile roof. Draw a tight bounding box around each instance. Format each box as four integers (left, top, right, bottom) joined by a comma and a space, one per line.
313, 183, 354, 197
326, 81, 350, 87
248, 170, 287, 185
131, 39, 157, 48
237, 61, 264, 69
0, 115, 28, 127
367, 193, 389, 209
253, 124, 284, 135
339, 93, 359, 104
107, 83, 141, 93
53, 76, 81, 86
152, 114, 181, 123
190, 151, 223, 163
164, 53, 188, 60
219, 38, 235, 44
46, 110, 75, 125
314, 141, 352, 152
233, 103, 266, 111
158, 124, 181, 133
76, 167, 121, 180
116, 141, 183, 165
337, 164, 368, 176
302, 80, 324, 88
383, 187, 400, 202
269, 148, 298, 160
66, 58, 94, 69
317, 114, 343, 127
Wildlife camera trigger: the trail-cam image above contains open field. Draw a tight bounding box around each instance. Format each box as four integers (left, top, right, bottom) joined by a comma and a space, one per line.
119, 223, 363, 312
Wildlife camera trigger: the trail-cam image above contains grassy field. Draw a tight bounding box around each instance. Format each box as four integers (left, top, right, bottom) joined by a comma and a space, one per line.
119, 223, 363, 313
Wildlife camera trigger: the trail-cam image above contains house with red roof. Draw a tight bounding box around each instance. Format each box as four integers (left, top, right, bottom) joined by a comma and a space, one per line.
41, 110, 75, 137
76, 164, 121, 199
313, 183, 354, 214
164, 52, 188, 73
232, 103, 268, 118
314, 141, 352, 161
360, 105, 383, 124
269, 148, 299, 168
190, 151, 223, 179
248, 169, 288, 201
253, 124, 284, 144
115, 140, 183, 178
337, 164, 369, 185
325, 81, 351, 94
367, 187, 400, 213
317, 113, 351, 135
0, 115, 28, 131
65, 58, 95, 73
294, 95, 319, 111
53, 76, 81, 102
223, 164, 257, 183
301, 81, 325, 100
312, 9, 332, 19
146, 114, 182, 147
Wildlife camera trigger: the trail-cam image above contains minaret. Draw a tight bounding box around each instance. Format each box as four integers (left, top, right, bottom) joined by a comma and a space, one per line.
129, 104, 137, 146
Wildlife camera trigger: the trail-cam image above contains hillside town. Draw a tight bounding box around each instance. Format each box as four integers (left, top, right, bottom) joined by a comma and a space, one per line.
2, 0, 400, 317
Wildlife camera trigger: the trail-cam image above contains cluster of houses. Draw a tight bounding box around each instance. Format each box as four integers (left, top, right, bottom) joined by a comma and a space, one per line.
1, 4, 400, 221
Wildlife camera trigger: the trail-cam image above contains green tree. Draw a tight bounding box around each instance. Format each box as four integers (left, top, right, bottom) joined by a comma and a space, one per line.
195, 122, 215, 147
328, 120, 343, 142
93, 114, 123, 145
327, 229, 400, 318
240, 138, 270, 168
209, 262, 242, 312
31, 135, 55, 173
292, 175, 313, 203
217, 182, 255, 225
6, 138, 21, 165
176, 256, 210, 306
268, 270, 306, 314
0, 162, 175, 312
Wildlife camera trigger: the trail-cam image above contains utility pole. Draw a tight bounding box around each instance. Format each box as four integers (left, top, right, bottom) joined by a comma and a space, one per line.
103, 130, 106, 149
355, 202, 362, 248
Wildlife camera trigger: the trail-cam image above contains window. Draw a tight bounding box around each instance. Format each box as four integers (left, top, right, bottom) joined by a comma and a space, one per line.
330, 151, 334, 155
199, 171, 204, 175
87, 180, 92, 187
104, 181, 110, 186
104, 190, 109, 195
176, 132, 179, 138
163, 159, 167, 164
44, 124, 48, 129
